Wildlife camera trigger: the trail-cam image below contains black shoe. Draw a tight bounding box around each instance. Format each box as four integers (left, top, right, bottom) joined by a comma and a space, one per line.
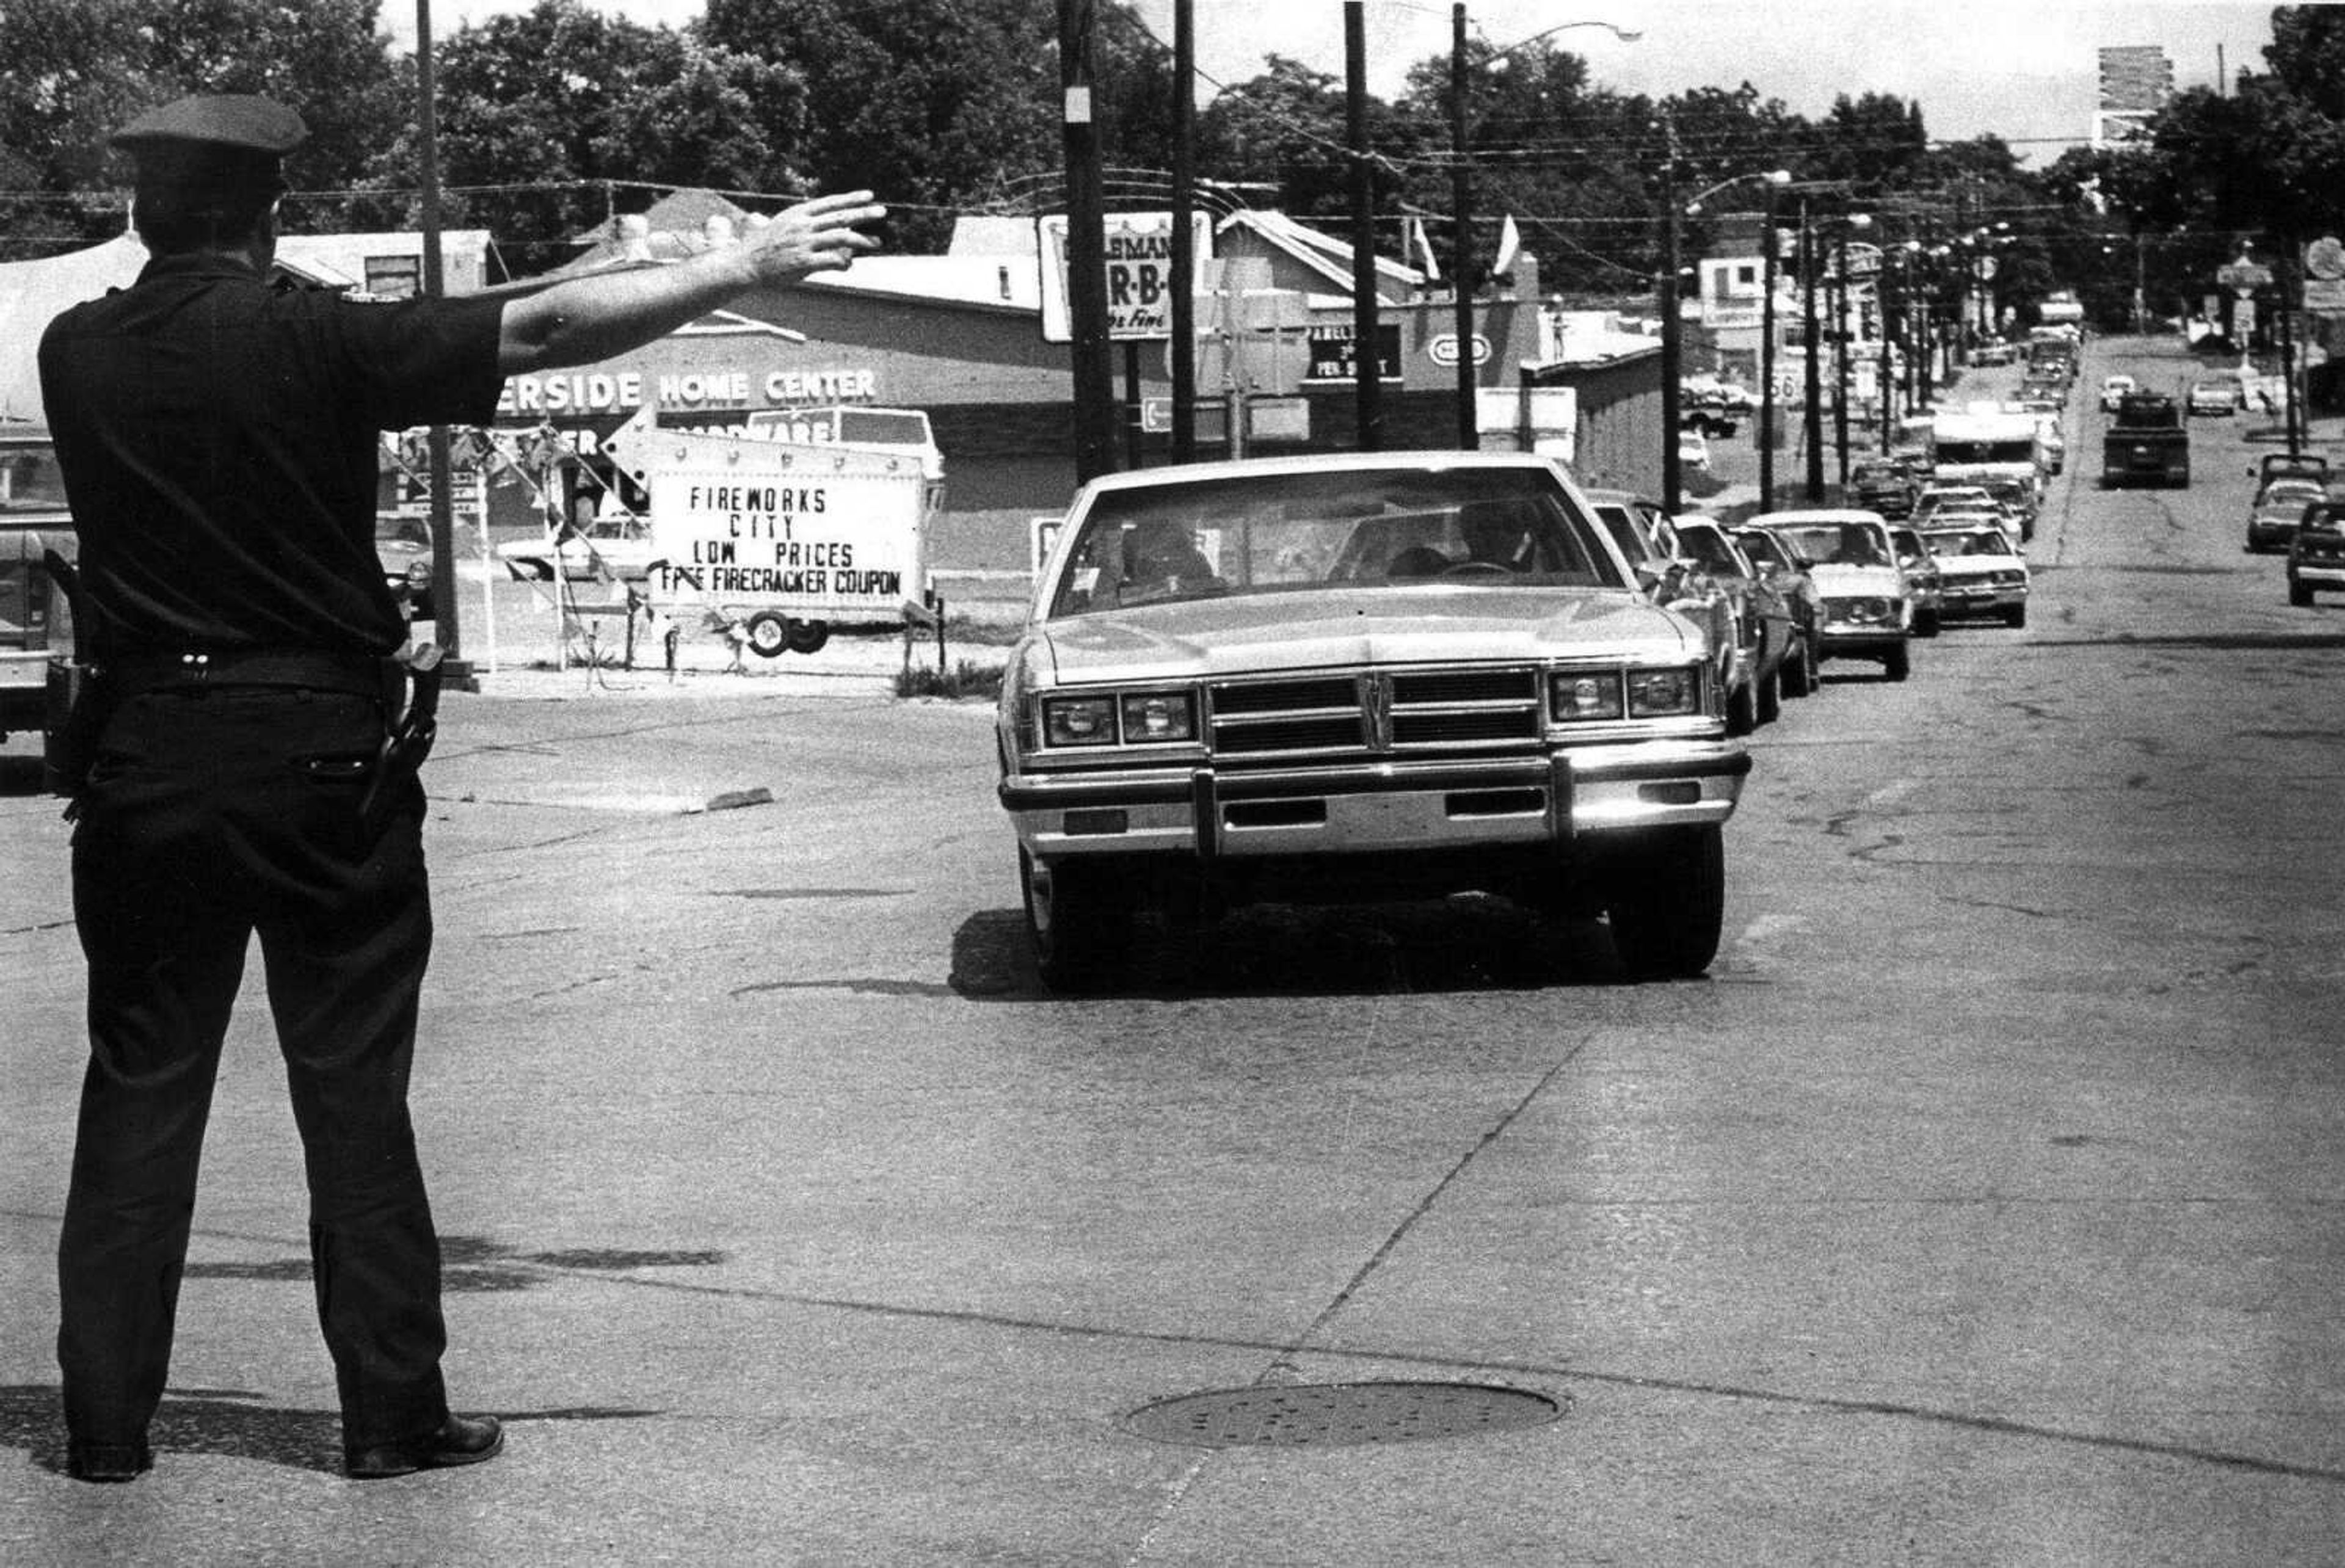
345, 1414, 504, 1480
67, 1440, 153, 1483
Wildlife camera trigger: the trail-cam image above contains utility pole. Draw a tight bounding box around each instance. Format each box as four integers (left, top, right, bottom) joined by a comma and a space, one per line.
1346, 1, 1383, 450
1169, 0, 1196, 463
1659, 113, 1683, 515
1060, 0, 1117, 482
1833, 228, 1852, 487
415, 0, 467, 678
1802, 203, 1824, 502
1759, 192, 1779, 509
1449, 2, 1476, 449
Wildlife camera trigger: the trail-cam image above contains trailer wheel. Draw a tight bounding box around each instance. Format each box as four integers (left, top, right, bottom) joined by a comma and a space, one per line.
785, 618, 831, 654
745, 611, 791, 658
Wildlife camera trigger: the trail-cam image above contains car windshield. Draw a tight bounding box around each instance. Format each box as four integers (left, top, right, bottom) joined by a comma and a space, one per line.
376, 515, 430, 547
1764, 521, 1891, 565
1925, 529, 2013, 557
1592, 505, 1652, 564
2260, 483, 2324, 510
1045, 466, 1624, 617
1673, 525, 1745, 576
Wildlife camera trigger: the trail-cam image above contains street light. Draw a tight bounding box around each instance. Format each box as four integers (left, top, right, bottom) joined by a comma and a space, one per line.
1447, 13, 1640, 450
1667, 167, 1788, 514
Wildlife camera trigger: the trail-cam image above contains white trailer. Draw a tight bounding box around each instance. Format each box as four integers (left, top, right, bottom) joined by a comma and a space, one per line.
601, 406, 936, 656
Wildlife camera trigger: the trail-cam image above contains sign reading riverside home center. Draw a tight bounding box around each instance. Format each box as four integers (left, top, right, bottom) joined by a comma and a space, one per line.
602, 409, 929, 621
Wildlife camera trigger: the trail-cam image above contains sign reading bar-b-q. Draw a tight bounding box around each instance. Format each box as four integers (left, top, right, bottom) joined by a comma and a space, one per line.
1038, 212, 1217, 344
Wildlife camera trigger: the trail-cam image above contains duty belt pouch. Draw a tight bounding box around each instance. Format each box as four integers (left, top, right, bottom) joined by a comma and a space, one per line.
358, 644, 445, 842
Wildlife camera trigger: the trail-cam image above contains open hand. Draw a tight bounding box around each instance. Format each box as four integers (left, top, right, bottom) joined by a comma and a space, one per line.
746, 191, 887, 282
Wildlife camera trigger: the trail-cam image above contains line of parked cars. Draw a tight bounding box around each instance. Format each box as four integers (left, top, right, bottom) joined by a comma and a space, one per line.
988, 439, 2048, 993
2241, 450, 2345, 607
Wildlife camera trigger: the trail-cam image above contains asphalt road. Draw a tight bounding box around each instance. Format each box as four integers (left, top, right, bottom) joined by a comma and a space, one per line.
5, 332, 2344, 1564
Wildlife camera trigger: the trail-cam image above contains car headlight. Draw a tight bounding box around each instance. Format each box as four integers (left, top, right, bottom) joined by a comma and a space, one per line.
1042, 695, 1119, 747
1119, 691, 1196, 742
1548, 672, 1625, 722
1038, 689, 1197, 749
1627, 664, 1702, 717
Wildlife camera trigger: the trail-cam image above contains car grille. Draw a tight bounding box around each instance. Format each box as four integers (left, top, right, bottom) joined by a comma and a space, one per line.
1209, 667, 1544, 759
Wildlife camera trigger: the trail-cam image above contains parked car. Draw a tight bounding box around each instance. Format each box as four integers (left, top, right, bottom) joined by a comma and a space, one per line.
1918, 523, 2031, 627
374, 511, 435, 622
2099, 374, 2138, 412
1745, 509, 1913, 680
2287, 500, 2345, 606
1582, 488, 1740, 705
1677, 429, 1712, 472
1672, 517, 1798, 731
997, 452, 1753, 988
2187, 379, 2241, 416
496, 507, 660, 581
1888, 523, 1944, 636
1729, 524, 1824, 695
1850, 459, 1916, 519
2246, 478, 2329, 553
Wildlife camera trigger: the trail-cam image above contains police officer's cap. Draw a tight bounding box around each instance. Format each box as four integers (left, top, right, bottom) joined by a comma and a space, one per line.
112, 94, 308, 159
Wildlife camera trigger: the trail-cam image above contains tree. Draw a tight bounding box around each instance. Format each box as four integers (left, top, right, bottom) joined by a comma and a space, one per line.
0, 0, 406, 255
700, 0, 1177, 250
380, 0, 805, 274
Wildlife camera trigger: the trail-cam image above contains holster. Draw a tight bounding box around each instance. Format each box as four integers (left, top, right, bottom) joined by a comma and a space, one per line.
358, 643, 445, 842
38, 550, 106, 816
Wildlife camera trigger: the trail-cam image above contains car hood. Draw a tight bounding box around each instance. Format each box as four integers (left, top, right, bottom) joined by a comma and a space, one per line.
1806, 563, 1903, 596
1932, 555, 2026, 581
1025, 588, 1701, 684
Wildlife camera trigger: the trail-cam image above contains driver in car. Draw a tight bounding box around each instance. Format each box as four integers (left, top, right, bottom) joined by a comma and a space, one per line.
1118, 518, 1217, 599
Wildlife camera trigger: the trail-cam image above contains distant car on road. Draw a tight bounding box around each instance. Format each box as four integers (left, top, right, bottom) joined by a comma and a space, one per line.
1678, 430, 1712, 472
2246, 479, 2329, 553
2187, 379, 2241, 416
2099, 374, 2139, 412
1918, 523, 2031, 628
1746, 509, 1913, 681
2288, 501, 2345, 606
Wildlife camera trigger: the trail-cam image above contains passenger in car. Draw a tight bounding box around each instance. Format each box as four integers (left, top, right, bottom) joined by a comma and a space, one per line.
1828, 523, 1886, 565
1116, 518, 1216, 599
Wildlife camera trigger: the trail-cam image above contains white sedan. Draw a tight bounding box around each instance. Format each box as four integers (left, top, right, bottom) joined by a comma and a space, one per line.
496, 513, 660, 581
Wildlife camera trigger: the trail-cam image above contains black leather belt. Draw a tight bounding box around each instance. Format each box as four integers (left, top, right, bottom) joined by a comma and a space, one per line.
103, 648, 391, 700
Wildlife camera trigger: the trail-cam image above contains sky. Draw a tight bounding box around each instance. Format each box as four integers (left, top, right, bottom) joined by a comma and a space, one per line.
385, 0, 2280, 162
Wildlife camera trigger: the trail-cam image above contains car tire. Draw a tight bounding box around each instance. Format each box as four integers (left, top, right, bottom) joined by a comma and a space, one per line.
2003, 604, 2028, 628
1604, 825, 1725, 981
1754, 659, 1782, 725
1885, 641, 1911, 681
745, 611, 791, 658
2290, 579, 2314, 608
1021, 848, 1134, 992
1725, 675, 1758, 736
1914, 607, 1940, 638
1783, 637, 1814, 699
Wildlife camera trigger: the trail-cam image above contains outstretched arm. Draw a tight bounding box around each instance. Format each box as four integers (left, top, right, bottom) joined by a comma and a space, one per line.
496, 191, 885, 375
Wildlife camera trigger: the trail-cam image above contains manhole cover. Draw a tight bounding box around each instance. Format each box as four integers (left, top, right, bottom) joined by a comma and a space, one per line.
1124, 1381, 1561, 1449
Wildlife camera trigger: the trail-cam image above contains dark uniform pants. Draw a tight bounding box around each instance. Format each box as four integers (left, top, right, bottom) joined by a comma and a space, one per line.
59, 683, 447, 1451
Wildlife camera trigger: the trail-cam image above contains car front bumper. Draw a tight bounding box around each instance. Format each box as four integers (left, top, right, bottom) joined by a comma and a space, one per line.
1000, 739, 1751, 862
1936, 582, 2027, 617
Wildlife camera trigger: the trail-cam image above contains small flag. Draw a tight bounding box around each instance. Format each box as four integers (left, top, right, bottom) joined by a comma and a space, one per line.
1493, 214, 1522, 279
1411, 217, 1441, 281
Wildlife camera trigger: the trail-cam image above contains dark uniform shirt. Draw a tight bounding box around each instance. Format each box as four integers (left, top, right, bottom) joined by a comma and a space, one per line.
38, 254, 507, 661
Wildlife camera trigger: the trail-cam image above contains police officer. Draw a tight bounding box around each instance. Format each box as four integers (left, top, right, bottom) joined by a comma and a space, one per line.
39, 93, 881, 1483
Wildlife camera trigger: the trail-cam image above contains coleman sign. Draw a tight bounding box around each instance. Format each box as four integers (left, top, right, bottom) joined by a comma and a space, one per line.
602, 408, 931, 622
1038, 212, 1215, 344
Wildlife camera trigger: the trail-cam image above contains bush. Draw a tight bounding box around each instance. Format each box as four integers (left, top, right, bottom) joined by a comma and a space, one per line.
895, 658, 1005, 701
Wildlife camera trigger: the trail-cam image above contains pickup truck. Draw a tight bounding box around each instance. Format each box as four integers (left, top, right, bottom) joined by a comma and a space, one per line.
2101, 392, 2190, 488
